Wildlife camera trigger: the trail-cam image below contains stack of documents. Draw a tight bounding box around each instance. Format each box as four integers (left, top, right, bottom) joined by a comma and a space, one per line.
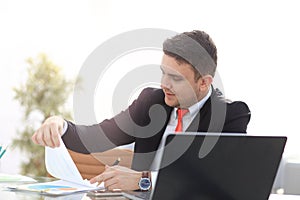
8, 138, 102, 195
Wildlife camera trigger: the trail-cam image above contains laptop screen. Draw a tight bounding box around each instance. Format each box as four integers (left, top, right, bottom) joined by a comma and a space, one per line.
150, 133, 286, 200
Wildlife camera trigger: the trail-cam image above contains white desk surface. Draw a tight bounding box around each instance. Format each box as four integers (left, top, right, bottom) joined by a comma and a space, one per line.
269, 194, 300, 200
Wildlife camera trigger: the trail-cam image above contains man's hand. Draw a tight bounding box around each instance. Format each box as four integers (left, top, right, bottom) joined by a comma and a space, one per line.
90, 165, 142, 191
32, 116, 64, 148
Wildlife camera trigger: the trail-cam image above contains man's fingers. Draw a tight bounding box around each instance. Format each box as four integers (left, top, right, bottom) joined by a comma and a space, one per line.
90, 173, 106, 184
50, 123, 61, 147
90, 170, 115, 185
90, 166, 140, 191
43, 126, 53, 147
31, 131, 38, 145
104, 177, 119, 190
34, 128, 46, 146
31, 116, 64, 147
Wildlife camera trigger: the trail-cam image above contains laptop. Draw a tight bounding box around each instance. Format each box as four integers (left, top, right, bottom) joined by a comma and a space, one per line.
122, 133, 287, 200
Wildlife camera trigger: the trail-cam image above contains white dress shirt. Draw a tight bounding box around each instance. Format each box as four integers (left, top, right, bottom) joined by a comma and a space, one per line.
150, 86, 212, 187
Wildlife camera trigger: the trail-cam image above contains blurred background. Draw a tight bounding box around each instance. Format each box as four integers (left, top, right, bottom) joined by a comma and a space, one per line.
1, 0, 299, 179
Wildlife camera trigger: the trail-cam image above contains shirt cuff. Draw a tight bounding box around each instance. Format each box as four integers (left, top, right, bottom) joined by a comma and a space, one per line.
62, 120, 68, 136
150, 171, 158, 188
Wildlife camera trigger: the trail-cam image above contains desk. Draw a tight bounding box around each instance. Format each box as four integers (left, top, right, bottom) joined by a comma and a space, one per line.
0, 176, 127, 200
269, 194, 300, 200
1, 178, 300, 200
0, 188, 128, 200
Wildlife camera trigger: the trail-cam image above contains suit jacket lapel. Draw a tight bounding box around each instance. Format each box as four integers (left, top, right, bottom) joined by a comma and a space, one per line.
186, 97, 211, 132
186, 88, 227, 133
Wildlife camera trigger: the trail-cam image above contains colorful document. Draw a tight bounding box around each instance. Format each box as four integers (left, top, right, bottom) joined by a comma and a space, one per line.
13, 138, 103, 195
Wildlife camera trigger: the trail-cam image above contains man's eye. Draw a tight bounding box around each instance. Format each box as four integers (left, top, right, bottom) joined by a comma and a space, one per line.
172, 77, 183, 82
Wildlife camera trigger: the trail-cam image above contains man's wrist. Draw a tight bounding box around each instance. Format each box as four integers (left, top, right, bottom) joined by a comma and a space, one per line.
138, 171, 151, 191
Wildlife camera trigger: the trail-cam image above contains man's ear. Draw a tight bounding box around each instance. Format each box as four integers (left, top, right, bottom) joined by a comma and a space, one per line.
198, 75, 213, 91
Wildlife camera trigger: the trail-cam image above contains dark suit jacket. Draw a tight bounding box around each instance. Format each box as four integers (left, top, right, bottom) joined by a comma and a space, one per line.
63, 87, 251, 170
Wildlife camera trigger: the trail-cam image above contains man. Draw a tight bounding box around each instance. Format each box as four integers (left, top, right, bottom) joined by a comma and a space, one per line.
32, 30, 251, 191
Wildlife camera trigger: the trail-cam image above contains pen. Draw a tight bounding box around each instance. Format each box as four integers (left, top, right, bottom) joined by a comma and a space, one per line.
112, 157, 121, 166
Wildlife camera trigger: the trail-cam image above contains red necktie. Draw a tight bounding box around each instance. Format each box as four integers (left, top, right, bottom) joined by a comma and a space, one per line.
175, 108, 189, 132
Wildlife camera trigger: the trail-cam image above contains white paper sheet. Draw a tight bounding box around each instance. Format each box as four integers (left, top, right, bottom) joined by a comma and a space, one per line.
15, 179, 96, 195
45, 137, 101, 188
6, 138, 104, 196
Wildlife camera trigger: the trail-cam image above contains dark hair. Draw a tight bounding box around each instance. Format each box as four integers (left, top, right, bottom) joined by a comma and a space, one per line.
163, 30, 217, 79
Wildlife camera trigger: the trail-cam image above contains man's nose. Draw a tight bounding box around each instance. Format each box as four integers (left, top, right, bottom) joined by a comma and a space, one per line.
161, 75, 171, 89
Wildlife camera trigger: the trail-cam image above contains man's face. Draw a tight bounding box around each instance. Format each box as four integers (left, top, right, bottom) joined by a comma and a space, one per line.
160, 54, 204, 108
